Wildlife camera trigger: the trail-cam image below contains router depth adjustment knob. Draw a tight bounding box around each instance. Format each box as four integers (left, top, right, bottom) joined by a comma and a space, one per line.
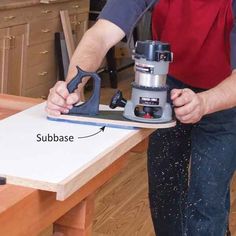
109, 90, 127, 109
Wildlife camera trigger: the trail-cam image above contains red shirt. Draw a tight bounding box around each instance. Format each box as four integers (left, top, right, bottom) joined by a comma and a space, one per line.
152, 0, 234, 89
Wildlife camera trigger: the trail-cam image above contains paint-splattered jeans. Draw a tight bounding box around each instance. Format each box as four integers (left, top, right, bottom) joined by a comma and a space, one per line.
147, 76, 236, 236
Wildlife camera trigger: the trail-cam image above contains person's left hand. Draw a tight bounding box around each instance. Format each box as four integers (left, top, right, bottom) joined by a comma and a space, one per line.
171, 88, 206, 123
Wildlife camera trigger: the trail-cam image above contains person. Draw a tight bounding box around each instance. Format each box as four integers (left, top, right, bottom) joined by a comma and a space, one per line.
46, 0, 236, 235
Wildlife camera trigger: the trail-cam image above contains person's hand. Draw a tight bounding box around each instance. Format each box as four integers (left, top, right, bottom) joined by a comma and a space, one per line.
46, 81, 80, 116
171, 88, 206, 123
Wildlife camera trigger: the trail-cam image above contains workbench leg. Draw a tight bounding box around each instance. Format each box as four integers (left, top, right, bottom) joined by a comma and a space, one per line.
131, 137, 149, 153
53, 194, 95, 236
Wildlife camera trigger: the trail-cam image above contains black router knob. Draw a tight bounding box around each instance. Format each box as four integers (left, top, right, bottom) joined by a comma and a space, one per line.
0, 177, 6, 185
109, 90, 127, 109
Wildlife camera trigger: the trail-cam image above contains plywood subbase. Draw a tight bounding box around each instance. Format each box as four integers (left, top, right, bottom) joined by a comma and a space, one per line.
48, 105, 176, 129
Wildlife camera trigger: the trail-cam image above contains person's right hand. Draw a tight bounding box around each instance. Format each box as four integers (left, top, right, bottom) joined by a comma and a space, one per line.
46, 81, 80, 116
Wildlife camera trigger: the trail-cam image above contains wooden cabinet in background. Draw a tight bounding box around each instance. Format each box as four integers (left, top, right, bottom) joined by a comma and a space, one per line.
0, 25, 27, 95
3, 24, 27, 96
0, 0, 89, 98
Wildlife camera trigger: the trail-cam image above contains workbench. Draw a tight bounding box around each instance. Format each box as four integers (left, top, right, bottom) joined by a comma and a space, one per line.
0, 94, 153, 236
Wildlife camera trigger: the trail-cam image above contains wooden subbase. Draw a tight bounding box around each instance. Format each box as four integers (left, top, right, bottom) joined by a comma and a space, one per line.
48, 104, 176, 129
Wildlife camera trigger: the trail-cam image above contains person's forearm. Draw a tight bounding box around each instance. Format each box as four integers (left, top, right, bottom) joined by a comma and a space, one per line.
66, 30, 106, 81
65, 19, 125, 83
200, 70, 236, 115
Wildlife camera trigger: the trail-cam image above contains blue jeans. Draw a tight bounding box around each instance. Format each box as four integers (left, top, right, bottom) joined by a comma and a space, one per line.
147, 76, 236, 236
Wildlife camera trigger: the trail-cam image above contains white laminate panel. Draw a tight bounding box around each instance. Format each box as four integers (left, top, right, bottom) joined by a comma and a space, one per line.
0, 103, 140, 200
